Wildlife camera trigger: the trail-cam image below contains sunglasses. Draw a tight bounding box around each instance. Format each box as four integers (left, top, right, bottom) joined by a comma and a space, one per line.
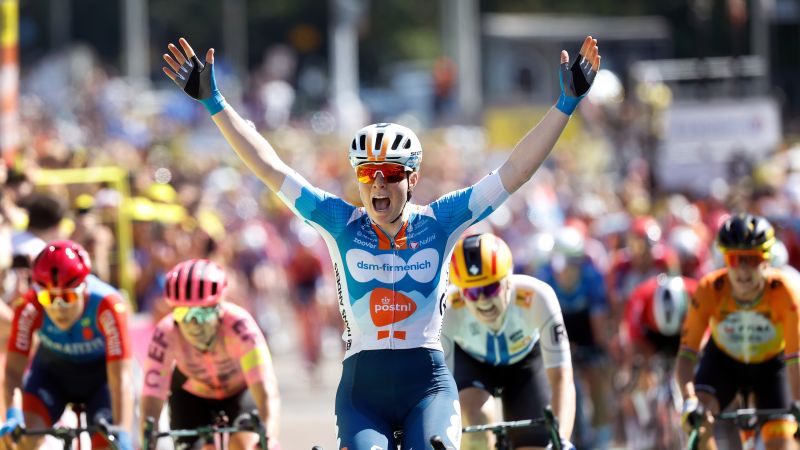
173, 305, 220, 325
461, 281, 503, 301
355, 163, 408, 184
724, 250, 768, 268
35, 283, 86, 307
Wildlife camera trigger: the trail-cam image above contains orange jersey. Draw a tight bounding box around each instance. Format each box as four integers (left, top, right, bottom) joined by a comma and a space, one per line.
680, 268, 800, 364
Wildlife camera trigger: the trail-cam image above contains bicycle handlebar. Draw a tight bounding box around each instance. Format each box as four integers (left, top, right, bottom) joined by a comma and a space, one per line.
12, 419, 123, 450
686, 406, 799, 450
143, 409, 267, 450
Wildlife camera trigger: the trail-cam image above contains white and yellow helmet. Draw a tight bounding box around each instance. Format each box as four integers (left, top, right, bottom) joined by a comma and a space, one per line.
348, 123, 422, 170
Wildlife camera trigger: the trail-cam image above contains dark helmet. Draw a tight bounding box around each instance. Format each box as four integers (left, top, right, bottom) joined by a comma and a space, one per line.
31, 240, 92, 289
716, 213, 775, 254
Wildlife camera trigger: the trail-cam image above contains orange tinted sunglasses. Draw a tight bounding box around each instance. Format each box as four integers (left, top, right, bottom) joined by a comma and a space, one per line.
35, 283, 86, 307
355, 163, 408, 184
724, 250, 768, 268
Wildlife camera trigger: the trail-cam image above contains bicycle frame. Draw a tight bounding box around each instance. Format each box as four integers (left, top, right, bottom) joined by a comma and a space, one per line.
686, 407, 797, 450
142, 410, 267, 450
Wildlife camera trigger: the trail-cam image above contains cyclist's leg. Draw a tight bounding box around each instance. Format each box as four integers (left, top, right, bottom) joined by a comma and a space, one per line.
84, 383, 120, 450
693, 341, 738, 450
500, 345, 552, 450
20, 359, 66, 450
581, 350, 612, 448
450, 344, 497, 450
225, 388, 262, 450
750, 357, 796, 450
400, 350, 460, 450
458, 388, 495, 450
167, 370, 221, 450
335, 353, 394, 450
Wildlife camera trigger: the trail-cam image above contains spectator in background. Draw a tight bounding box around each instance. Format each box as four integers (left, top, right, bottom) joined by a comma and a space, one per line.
70, 194, 114, 282
9, 192, 67, 307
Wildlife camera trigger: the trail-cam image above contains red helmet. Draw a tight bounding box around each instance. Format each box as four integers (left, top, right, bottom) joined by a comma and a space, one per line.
31, 240, 92, 289
164, 259, 228, 308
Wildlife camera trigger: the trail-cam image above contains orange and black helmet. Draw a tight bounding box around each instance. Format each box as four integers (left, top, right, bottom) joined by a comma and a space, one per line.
449, 233, 513, 288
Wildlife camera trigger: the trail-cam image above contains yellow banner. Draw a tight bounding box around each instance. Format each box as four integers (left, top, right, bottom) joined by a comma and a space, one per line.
1, 0, 19, 47
484, 105, 583, 150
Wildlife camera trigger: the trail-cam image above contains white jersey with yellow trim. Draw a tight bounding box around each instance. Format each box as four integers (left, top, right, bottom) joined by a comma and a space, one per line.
441, 274, 571, 368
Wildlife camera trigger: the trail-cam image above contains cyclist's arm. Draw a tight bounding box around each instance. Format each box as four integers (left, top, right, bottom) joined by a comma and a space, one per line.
3, 353, 25, 413
5, 297, 41, 411
211, 107, 291, 193
107, 359, 135, 432
676, 286, 710, 399
546, 366, 575, 440
497, 38, 599, 194
140, 396, 165, 435
247, 379, 280, 445
782, 286, 800, 401
525, 278, 575, 437
98, 296, 134, 431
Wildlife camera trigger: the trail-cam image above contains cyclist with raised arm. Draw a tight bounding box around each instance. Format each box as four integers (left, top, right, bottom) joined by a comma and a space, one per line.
442, 233, 575, 450
140, 259, 280, 450
161, 35, 600, 449
676, 213, 800, 450
0, 240, 134, 450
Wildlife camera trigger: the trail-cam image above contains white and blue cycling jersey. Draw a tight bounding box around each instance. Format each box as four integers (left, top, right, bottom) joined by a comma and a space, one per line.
277, 169, 509, 359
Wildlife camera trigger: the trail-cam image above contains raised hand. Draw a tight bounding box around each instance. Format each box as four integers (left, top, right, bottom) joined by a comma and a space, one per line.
162, 38, 227, 115
556, 36, 601, 115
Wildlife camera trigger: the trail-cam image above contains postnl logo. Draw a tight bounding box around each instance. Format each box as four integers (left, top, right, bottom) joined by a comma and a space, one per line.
347, 248, 439, 284
370, 288, 417, 326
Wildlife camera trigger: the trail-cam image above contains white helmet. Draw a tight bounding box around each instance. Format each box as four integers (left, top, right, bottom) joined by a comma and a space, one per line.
653, 274, 689, 336
349, 123, 422, 170
553, 226, 585, 258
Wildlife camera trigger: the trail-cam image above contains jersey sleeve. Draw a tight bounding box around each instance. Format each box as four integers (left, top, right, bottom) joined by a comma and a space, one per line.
226, 309, 273, 387
141, 317, 177, 401
429, 171, 509, 237
679, 277, 713, 359
7, 293, 43, 356
525, 280, 572, 369
276, 169, 356, 237
96, 295, 131, 361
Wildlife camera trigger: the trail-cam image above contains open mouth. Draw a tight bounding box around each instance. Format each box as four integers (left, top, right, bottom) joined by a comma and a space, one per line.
372, 196, 391, 212
475, 303, 499, 320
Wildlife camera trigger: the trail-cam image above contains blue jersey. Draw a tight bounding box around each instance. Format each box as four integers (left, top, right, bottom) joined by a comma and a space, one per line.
278, 170, 508, 358
9, 274, 130, 364
536, 260, 608, 316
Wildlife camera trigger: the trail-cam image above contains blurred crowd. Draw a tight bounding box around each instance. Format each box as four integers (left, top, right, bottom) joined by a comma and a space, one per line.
2, 45, 800, 446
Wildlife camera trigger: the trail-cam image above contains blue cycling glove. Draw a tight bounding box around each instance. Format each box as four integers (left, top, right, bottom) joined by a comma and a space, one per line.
556, 49, 597, 116
114, 430, 134, 450
171, 53, 227, 116
0, 407, 24, 436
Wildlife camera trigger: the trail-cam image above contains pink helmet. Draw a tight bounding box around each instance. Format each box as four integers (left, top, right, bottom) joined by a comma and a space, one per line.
164, 259, 228, 308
